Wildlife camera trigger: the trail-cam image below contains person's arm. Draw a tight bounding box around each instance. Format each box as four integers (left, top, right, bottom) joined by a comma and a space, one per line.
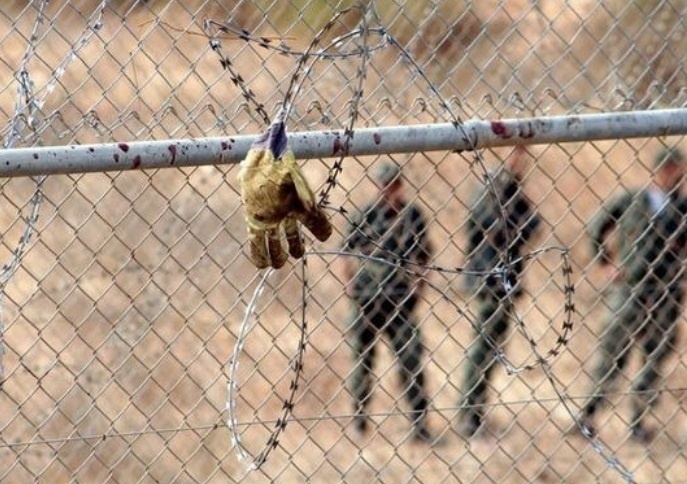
338, 208, 366, 295
466, 186, 497, 255
589, 192, 632, 266
415, 209, 433, 266
511, 193, 540, 248
677, 197, 687, 274
334, 256, 357, 299
402, 206, 433, 294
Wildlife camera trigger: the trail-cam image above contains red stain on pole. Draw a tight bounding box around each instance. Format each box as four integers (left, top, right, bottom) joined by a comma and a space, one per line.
168, 144, 177, 164
332, 136, 343, 155
490, 121, 511, 138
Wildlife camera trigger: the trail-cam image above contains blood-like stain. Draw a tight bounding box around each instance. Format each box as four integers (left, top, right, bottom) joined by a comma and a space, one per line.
332, 137, 343, 155
490, 121, 511, 138
168, 145, 177, 164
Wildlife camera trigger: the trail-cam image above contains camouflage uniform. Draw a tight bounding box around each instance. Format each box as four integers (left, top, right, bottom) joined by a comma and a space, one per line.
580, 150, 687, 437
343, 191, 432, 434
458, 167, 540, 434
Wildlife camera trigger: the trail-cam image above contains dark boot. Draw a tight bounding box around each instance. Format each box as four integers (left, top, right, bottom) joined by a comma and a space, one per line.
456, 411, 483, 438
411, 420, 434, 444
630, 414, 655, 444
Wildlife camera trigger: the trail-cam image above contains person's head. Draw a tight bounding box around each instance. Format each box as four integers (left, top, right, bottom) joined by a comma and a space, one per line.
504, 144, 530, 179
653, 147, 685, 192
373, 161, 404, 204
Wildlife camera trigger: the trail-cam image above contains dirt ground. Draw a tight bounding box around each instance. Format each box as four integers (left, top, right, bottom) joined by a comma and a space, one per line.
0, 1, 686, 483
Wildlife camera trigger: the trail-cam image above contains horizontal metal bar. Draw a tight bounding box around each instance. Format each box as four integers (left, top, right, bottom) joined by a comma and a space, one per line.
2, 108, 687, 177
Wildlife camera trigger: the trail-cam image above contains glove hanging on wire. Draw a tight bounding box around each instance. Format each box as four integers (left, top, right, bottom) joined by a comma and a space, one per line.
238, 118, 333, 269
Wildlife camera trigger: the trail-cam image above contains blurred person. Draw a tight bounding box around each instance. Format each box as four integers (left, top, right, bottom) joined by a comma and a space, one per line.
578, 147, 687, 443
457, 145, 541, 438
339, 161, 434, 443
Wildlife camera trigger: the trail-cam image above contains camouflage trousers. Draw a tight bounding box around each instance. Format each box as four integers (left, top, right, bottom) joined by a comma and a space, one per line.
348, 295, 428, 426
458, 290, 512, 422
582, 284, 682, 425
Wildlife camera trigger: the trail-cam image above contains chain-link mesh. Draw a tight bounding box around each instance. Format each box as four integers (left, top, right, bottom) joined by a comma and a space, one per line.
1, 1, 687, 482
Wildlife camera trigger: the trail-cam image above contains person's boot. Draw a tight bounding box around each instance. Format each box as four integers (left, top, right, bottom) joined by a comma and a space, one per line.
575, 412, 597, 438
352, 400, 369, 436
630, 423, 655, 443
409, 407, 435, 444
630, 416, 655, 444
411, 420, 434, 443
456, 411, 483, 439
573, 400, 598, 438
353, 414, 368, 435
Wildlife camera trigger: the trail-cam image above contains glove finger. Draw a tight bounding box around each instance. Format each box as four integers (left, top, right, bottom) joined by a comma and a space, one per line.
266, 227, 288, 269
284, 151, 318, 211
299, 208, 333, 242
284, 216, 305, 259
284, 151, 332, 241
248, 229, 270, 269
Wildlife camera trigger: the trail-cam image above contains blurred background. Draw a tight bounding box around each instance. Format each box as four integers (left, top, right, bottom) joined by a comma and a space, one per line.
0, 0, 686, 482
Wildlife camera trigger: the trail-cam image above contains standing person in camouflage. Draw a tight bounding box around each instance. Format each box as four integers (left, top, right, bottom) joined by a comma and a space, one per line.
457, 145, 541, 438
340, 161, 434, 443
578, 147, 687, 443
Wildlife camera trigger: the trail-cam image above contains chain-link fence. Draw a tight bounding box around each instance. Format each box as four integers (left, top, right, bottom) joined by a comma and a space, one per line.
1, 0, 687, 482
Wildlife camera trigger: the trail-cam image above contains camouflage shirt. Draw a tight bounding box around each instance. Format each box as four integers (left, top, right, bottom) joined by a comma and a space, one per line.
590, 188, 687, 291
464, 168, 540, 294
343, 199, 432, 304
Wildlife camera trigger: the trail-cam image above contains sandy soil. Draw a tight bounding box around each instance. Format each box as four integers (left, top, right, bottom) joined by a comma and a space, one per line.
0, 1, 686, 483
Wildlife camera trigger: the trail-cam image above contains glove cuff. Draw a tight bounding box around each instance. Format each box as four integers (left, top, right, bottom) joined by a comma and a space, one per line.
254, 119, 288, 160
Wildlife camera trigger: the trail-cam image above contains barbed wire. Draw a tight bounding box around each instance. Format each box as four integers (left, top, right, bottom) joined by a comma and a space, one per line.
199, 1, 623, 477
8, 85, 683, 147
227, 265, 310, 469
0, 0, 106, 387
208, 4, 374, 469
196, 1, 645, 479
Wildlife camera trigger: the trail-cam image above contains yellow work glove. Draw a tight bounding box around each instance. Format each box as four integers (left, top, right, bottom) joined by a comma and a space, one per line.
238, 120, 333, 269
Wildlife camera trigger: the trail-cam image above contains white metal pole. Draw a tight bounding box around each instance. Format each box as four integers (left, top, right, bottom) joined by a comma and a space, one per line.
2, 108, 687, 176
